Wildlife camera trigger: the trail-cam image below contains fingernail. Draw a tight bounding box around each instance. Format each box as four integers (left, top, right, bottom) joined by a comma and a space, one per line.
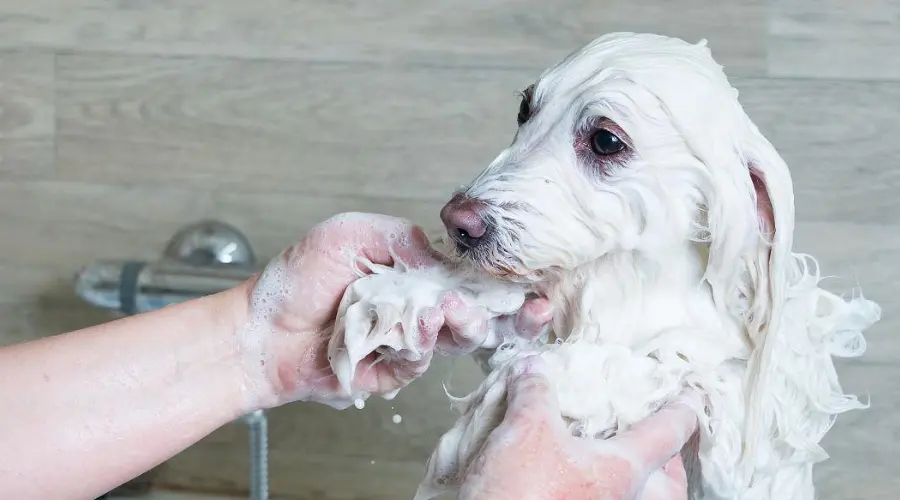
440, 291, 463, 310
417, 307, 443, 340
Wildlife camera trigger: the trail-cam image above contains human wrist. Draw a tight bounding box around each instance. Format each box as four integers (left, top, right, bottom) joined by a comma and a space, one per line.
220, 275, 321, 412
202, 278, 273, 415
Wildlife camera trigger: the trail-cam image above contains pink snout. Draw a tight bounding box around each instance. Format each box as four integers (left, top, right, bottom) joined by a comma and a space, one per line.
440, 195, 489, 250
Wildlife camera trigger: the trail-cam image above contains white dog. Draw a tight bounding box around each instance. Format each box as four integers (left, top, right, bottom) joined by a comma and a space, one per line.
329, 32, 881, 500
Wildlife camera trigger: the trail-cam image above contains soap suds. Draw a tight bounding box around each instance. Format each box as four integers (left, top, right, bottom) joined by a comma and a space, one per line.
327, 250, 527, 406
237, 255, 296, 410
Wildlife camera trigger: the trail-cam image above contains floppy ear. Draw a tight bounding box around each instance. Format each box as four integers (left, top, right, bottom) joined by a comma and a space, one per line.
729, 131, 798, 481
621, 37, 879, 493
705, 121, 881, 494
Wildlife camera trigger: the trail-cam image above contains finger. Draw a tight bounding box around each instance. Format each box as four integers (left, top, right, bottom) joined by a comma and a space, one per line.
352, 214, 443, 268
514, 297, 554, 340
374, 307, 442, 383
390, 350, 435, 383
503, 356, 562, 426
416, 306, 443, 352
436, 292, 489, 353
612, 388, 702, 475
661, 454, 687, 483
364, 306, 444, 389
316, 212, 445, 269
356, 346, 434, 396
640, 456, 689, 500
386, 224, 447, 269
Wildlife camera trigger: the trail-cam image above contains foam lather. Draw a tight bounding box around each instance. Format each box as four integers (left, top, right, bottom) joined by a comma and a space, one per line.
327, 254, 528, 402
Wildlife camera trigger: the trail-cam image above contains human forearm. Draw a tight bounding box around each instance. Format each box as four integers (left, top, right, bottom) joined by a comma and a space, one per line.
0, 284, 251, 499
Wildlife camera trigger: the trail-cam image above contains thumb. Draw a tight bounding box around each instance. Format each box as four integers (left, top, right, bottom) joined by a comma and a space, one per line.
611, 388, 702, 475
436, 292, 489, 354
661, 454, 687, 483
503, 356, 562, 426
514, 297, 554, 340
640, 455, 689, 500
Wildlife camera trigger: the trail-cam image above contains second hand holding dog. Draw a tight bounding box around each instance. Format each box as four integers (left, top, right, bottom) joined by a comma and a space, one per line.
458, 356, 700, 500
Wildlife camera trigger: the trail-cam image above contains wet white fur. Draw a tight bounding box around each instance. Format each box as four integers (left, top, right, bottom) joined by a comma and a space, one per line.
409, 32, 881, 500
327, 254, 527, 403
327, 32, 881, 500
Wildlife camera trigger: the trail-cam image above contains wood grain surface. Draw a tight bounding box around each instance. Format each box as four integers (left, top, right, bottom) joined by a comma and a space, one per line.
0, 0, 895, 498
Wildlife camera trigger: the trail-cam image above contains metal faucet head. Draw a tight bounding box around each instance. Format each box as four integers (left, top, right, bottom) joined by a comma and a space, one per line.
164, 220, 257, 268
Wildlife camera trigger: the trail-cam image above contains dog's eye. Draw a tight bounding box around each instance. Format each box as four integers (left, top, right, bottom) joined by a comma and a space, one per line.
517, 84, 535, 127
517, 98, 530, 126
590, 129, 626, 156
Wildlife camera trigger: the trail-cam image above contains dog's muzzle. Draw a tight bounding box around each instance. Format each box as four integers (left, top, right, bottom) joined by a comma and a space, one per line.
440, 194, 493, 252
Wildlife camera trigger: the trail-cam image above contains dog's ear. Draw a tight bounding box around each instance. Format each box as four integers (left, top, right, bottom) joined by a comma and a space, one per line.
728, 134, 796, 482
704, 121, 879, 493
696, 116, 791, 470
637, 41, 878, 492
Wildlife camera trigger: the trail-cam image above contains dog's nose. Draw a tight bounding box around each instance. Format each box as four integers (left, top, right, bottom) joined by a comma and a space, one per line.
440, 195, 489, 249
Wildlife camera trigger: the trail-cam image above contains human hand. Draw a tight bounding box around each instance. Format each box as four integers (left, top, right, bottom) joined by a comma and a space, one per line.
233, 213, 554, 411
458, 356, 700, 500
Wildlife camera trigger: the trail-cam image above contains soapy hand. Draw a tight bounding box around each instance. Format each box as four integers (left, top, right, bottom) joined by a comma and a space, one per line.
235, 213, 553, 410
458, 356, 700, 500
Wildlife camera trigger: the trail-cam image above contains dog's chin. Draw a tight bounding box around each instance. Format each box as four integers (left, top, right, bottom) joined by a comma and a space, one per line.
436, 233, 544, 283
461, 249, 541, 284
476, 261, 533, 282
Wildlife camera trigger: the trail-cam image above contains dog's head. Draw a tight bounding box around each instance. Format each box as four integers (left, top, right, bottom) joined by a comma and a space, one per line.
440, 33, 796, 371
440, 32, 787, 294
440, 32, 879, 494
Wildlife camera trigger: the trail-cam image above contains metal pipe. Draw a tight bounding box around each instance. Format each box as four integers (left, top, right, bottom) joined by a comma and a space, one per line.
75, 259, 258, 314
244, 410, 269, 500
